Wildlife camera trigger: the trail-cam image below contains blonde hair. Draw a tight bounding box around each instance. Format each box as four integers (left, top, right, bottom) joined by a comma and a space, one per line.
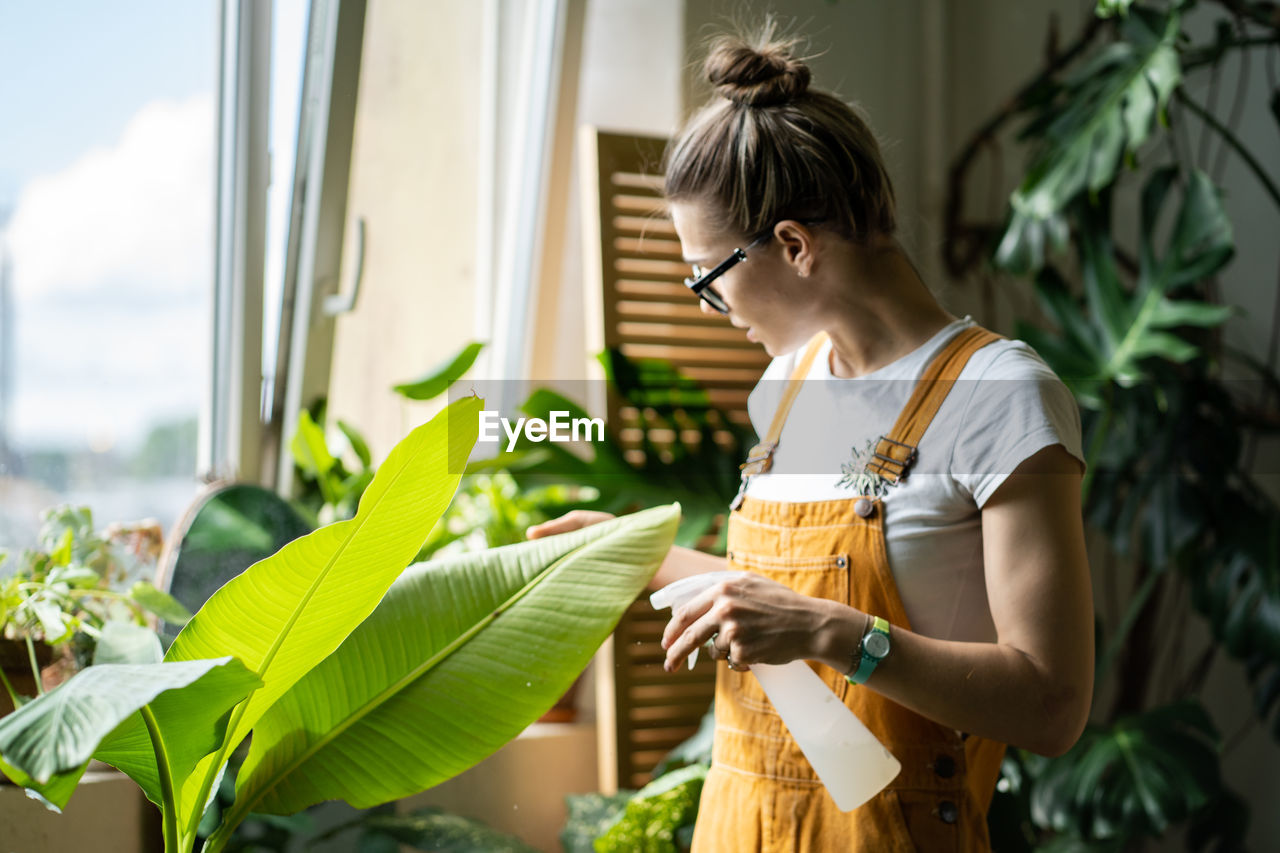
664, 25, 896, 242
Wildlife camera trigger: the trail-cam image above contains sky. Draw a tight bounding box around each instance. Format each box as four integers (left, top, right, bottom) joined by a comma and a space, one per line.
0, 0, 305, 454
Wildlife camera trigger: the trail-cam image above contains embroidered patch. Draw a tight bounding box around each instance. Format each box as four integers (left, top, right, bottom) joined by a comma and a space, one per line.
835, 437, 892, 498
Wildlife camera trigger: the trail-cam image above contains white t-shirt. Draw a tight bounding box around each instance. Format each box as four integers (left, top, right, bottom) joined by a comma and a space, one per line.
743, 316, 1085, 643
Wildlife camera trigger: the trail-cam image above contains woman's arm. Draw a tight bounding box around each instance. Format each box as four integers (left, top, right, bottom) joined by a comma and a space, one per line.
661, 444, 1094, 757
526, 510, 725, 590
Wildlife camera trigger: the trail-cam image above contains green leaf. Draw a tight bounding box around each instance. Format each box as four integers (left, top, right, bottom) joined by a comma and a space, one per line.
1029, 700, 1221, 842
92, 658, 261, 810
0, 755, 88, 811
1147, 298, 1234, 329
340, 807, 540, 852
596, 763, 708, 853
996, 8, 1181, 273
164, 396, 482, 832
130, 581, 195, 626
337, 418, 373, 469
0, 658, 255, 786
215, 503, 680, 834
563, 791, 635, 853
1095, 0, 1134, 18
393, 341, 486, 401
289, 409, 338, 499
92, 621, 163, 666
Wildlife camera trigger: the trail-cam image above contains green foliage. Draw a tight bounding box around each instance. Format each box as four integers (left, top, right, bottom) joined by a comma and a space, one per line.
1029, 701, 1222, 842
562, 791, 636, 853
492, 350, 754, 553
393, 341, 486, 401
593, 763, 707, 853
0, 505, 186, 675
0, 398, 683, 853
289, 404, 375, 524
1017, 166, 1234, 396
322, 806, 539, 852
996, 6, 1181, 274
957, 2, 1280, 850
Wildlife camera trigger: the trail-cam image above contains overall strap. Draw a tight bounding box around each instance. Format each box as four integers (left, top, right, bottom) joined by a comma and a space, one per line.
865, 325, 1003, 485
730, 332, 828, 509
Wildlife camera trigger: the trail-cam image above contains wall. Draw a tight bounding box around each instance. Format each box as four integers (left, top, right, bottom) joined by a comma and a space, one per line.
324, 0, 483, 457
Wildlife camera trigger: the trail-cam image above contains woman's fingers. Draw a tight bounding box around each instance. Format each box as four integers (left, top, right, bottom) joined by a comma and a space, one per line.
663, 608, 722, 672
525, 509, 615, 539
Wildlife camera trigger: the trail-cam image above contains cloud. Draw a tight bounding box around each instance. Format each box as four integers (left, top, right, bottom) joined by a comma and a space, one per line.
6, 94, 214, 299
3, 94, 214, 450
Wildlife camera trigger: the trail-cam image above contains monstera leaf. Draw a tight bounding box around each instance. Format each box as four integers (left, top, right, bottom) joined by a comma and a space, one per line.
206, 503, 681, 848
996, 6, 1181, 273
1030, 700, 1222, 842
1017, 166, 1234, 395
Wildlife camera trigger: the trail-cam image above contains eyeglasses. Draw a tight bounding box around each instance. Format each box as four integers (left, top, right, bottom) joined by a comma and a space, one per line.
683, 231, 773, 316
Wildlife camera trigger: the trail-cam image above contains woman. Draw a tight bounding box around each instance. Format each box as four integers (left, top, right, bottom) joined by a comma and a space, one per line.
529, 27, 1093, 853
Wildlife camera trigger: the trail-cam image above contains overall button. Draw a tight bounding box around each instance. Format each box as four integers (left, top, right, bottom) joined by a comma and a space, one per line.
836, 555, 848, 568
854, 498, 873, 518
938, 800, 959, 824
933, 755, 956, 778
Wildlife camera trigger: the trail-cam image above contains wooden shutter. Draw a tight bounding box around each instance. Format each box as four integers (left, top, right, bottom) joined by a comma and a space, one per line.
579, 127, 772, 791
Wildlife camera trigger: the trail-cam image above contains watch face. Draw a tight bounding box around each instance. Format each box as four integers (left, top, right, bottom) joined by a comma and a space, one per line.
864, 631, 890, 659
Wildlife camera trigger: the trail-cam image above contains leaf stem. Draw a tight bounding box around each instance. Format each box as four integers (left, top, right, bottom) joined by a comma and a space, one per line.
1174, 90, 1280, 212
24, 636, 44, 696
0, 665, 20, 707
1096, 564, 1164, 685
141, 705, 182, 853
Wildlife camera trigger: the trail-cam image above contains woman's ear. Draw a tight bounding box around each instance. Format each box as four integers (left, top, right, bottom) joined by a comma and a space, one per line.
774, 220, 816, 278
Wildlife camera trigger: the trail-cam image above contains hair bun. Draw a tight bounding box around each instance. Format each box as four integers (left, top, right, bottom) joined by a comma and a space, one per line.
705, 34, 811, 107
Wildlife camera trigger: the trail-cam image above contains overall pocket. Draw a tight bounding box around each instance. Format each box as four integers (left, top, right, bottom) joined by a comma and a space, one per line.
722, 550, 851, 714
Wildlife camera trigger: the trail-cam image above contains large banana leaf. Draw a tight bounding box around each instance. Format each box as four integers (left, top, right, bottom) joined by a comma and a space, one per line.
1030, 700, 1221, 842
0, 658, 257, 788
207, 503, 681, 847
161, 396, 481, 832
1017, 167, 1233, 394
996, 6, 1181, 273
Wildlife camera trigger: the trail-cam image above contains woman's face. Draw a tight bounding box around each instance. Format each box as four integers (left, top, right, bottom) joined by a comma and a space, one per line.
669, 201, 822, 358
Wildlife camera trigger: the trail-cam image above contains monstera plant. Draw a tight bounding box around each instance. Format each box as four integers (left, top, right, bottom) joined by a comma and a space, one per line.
945, 0, 1280, 849
0, 396, 682, 853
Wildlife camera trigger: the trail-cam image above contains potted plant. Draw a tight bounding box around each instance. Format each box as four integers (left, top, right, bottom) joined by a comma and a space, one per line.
0, 397, 682, 853
1, 505, 191, 717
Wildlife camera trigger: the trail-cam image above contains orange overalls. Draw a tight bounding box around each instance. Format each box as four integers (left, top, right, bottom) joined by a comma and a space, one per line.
693, 325, 1007, 852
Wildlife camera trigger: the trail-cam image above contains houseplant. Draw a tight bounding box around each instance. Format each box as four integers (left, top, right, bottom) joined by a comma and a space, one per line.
0, 396, 682, 853
1, 505, 191, 716
943, 0, 1280, 847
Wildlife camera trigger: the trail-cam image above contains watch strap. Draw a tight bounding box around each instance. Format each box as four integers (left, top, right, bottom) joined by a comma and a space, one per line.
846, 616, 890, 685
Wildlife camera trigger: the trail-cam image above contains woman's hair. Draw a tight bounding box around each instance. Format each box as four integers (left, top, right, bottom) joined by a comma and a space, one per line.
663, 24, 896, 242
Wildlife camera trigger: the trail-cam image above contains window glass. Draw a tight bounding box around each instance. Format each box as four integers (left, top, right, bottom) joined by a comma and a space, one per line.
0, 1, 219, 546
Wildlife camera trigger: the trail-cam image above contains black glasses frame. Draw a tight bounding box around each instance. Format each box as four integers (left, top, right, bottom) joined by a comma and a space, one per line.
683, 231, 773, 316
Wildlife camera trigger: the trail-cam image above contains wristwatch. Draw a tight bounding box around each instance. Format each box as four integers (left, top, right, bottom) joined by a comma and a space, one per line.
846, 616, 891, 685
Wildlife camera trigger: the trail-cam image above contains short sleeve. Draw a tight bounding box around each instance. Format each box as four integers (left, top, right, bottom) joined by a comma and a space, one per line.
948, 342, 1085, 508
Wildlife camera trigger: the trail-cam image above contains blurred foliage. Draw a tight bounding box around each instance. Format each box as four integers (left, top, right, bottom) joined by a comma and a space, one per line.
948, 0, 1280, 849
0, 506, 188, 697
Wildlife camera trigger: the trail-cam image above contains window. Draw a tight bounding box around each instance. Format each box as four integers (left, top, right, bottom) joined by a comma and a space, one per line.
0, 2, 220, 544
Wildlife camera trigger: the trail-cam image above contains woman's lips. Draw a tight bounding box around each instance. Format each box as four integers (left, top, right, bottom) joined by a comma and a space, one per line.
746, 328, 758, 342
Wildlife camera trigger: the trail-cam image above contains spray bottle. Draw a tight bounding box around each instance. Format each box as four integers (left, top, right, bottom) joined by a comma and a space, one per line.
650, 571, 901, 812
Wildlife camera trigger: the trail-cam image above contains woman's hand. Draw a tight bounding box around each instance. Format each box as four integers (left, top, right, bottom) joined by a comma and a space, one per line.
525, 509, 615, 540
659, 572, 849, 673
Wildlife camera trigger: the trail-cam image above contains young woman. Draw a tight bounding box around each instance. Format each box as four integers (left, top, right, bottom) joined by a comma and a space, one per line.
529, 28, 1093, 852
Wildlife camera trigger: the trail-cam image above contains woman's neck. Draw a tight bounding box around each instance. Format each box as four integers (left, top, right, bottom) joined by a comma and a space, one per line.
821, 243, 957, 379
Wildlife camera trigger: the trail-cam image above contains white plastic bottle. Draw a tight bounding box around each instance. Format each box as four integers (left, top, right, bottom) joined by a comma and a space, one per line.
650, 571, 901, 812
